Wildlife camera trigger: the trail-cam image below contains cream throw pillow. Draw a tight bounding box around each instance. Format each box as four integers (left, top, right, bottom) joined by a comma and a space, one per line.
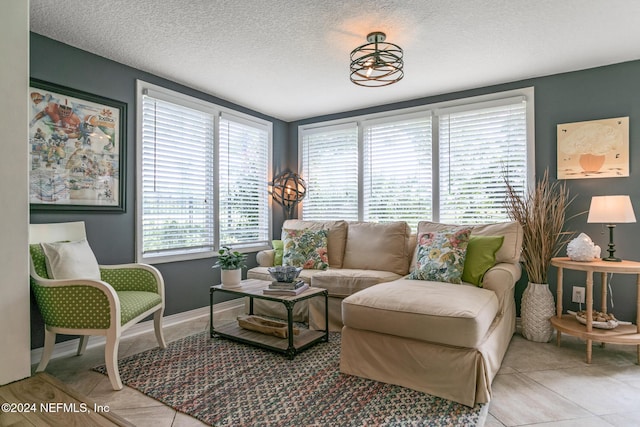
41, 239, 101, 280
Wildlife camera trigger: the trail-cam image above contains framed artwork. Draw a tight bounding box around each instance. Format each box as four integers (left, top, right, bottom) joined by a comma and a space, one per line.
557, 116, 629, 179
28, 79, 126, 211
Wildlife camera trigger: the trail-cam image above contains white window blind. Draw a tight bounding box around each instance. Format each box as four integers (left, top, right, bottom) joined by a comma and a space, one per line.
298, 90, 531, 230
140, 95, 215, 259
363, 114, 432, 230
301, 124, 359, 220
219, 113, 270, 249
438, 100, 527, 224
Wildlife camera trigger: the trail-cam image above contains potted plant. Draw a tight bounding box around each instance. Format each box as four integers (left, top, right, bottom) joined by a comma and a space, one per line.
213, 246, 247, 287
504, 169, 576, 342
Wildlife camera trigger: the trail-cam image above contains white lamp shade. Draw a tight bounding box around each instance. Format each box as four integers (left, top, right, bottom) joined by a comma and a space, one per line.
587, 195, 636, 224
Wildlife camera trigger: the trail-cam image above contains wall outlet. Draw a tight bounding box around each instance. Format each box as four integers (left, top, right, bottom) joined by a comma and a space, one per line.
572, 286, 585, 304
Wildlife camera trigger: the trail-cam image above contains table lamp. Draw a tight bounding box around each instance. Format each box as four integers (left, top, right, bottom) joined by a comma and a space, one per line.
587, 195, 636, 262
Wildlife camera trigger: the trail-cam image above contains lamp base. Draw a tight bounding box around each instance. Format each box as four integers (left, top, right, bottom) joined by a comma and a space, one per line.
603, 224, 621, 262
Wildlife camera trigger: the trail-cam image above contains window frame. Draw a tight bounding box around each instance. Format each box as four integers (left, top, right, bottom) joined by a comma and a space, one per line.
298, 87, 535, 225
136, 80, 272, 264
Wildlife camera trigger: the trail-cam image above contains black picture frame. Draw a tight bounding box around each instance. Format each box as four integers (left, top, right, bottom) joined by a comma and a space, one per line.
28, 79, 126, 212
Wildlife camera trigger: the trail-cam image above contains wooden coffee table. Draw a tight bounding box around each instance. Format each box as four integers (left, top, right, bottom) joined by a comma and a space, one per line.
209, 279, 328, 359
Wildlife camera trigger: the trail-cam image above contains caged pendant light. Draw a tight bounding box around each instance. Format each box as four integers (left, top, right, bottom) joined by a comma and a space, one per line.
350, 31, 404, 87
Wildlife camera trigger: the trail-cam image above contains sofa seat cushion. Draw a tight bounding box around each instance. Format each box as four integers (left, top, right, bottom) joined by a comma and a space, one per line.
342, 279, 500, 348
311, 269, 402, 298
246, 266, 325, 284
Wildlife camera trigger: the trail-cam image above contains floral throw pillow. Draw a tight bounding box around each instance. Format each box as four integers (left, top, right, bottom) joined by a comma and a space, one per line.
409, 227, 472, 284
282, 228, 329, 270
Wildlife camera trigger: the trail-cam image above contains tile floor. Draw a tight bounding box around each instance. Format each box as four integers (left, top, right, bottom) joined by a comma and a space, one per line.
37, 316, 640, 427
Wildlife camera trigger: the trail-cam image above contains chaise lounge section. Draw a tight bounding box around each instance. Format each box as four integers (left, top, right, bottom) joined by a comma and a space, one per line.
340, 220, 523, 406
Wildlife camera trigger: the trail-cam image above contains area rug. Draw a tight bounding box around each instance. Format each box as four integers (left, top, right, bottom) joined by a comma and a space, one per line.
94, 331, 487, 426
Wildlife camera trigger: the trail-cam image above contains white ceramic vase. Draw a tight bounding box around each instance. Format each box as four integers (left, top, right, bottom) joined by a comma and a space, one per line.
220, 268, 241, 287
521, 282, 555, 342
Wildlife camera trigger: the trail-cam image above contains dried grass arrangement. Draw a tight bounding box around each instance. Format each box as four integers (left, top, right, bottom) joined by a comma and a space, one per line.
504, 169, 576, 284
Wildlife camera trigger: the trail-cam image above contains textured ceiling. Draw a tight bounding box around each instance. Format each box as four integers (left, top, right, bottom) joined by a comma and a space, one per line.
30, 0, 640, 122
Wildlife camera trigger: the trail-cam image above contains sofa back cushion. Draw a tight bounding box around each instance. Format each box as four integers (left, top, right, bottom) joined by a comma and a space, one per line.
470, 222, 523, 264
281, 220, 348, 268
417, 221, 523, 264
342, 221, 411, 275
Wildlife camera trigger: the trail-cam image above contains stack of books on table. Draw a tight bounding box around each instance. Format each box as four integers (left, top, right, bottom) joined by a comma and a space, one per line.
263, 280, 309, 296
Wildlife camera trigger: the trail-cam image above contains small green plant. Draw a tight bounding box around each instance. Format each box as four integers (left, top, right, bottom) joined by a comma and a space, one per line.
212, 246, 247, 270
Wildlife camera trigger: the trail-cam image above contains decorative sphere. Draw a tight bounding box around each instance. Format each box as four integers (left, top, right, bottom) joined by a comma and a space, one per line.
566, 233, 601, 262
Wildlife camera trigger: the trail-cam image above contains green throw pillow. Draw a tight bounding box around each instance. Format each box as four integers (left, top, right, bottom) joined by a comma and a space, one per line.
282, 228, 329, 270
409, 226, 472, 284
461, 235, 504, 287
272, 240, 283, 266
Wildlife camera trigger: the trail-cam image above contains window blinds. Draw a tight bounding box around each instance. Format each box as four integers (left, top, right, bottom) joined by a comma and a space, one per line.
219, 113, 270, 248
363, 114, 432, 230
301, 124, 359, 220
438, 100, 527, 224
140, 95, 215, 257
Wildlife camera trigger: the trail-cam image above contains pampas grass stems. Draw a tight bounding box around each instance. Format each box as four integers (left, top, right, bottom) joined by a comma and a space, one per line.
504, 170, 576, 284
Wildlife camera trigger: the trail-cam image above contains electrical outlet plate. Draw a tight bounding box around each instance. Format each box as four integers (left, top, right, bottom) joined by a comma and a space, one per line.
572, 286, 585, 304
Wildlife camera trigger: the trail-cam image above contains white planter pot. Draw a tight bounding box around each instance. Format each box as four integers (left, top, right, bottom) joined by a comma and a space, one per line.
521, 282, 556, 342
220, 268, 241, 287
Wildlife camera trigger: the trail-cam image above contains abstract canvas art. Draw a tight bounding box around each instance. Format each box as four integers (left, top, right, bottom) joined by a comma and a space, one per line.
557, 116, 629, 179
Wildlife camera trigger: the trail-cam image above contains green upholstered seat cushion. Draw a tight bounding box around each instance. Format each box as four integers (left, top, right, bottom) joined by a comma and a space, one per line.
117, 291, 162, 325
461, 235, 504, 287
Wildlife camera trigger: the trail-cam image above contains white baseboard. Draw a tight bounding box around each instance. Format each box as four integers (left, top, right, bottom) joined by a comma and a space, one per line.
30, 299, 244, 366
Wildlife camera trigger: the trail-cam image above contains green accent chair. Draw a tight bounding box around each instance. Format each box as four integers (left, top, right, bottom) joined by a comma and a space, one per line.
29, 221, 166, 390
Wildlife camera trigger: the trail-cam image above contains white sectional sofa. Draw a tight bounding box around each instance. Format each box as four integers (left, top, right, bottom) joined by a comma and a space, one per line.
248, 219, 523, 406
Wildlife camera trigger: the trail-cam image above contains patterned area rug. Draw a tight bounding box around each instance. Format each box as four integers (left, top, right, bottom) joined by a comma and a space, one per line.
94, 331, 487, 426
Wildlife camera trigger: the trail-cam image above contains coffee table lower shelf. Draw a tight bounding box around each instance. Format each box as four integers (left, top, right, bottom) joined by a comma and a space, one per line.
213, 322, 327, 357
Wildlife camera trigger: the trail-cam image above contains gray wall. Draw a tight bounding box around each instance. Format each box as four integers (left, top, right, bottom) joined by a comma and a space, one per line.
290, 60, 640, 322
29, 33, 291, 348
